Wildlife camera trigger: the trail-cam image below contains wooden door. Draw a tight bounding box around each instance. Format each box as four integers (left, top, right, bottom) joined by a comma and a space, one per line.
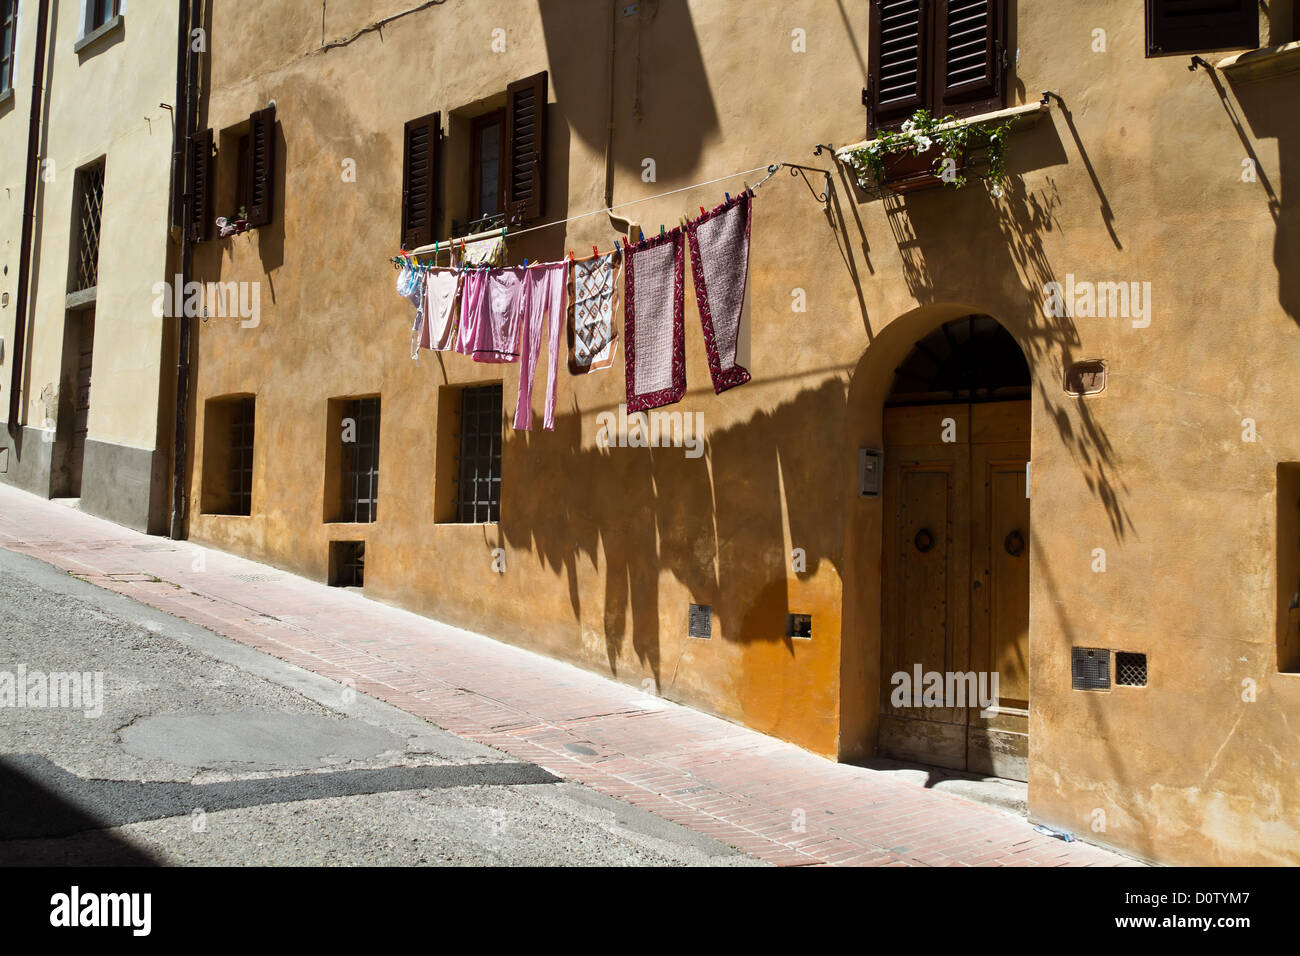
879, 400, 1030, 780
68, 312, 94, 496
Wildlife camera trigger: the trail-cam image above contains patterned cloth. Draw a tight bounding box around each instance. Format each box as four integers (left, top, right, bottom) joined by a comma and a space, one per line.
623, 228, 686, 412
567, 251, 621, 374
686, 191, 752, 393
457, 235, 506, 268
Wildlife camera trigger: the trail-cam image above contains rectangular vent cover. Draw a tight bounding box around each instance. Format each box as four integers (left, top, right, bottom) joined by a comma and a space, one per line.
1072, 646, 1110, 690
688, 603, 712, 639
1116, 652, 1147, 687
330, 540, 365, 588
787, 613, 812, 639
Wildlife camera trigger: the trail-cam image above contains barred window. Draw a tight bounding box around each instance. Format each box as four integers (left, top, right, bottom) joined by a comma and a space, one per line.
1, 1, 17, 95
340, 397, 381, 523
456, 385, 501, 523
75, 163, 105, 293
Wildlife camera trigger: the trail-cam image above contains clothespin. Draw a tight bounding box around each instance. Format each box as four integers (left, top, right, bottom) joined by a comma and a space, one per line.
659, 224, 665, 237
725, 192, 730, 202
638, 229, 645, 242
592, 245, 599, 258
614, 239, 621, 254
743, 181, 750, 194
700, 206, 706, 216
523, 257, 529, 269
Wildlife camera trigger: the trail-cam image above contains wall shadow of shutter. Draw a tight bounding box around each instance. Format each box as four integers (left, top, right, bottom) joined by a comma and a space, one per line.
1145, 0, 1258, 57
246, 105, 276, 227
934, 0, 1006, 119
401, 111, 440, 248
867, 0, 927, 135
186, 128, 215, 243
504, 71, 547, 224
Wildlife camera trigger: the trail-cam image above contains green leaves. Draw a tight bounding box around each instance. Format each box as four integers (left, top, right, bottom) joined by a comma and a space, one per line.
839, 109, 1013, 196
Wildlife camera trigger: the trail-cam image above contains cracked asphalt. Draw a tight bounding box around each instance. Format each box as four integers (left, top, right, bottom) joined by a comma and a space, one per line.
0, 547, 762, 866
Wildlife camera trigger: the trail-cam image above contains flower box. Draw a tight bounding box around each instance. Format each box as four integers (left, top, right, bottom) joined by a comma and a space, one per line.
878, 146, 969, 194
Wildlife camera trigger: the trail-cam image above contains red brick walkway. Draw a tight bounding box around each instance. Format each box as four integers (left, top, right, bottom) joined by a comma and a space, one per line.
0, 484, 1134, 866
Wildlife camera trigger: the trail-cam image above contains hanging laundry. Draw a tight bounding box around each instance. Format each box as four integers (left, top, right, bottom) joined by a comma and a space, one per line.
471, 266, 526, 363
514, 262, 568, 431
421, 268, 462, 351
458, 234, 506, 268
397, 264, 427, 360
685, 190, 752, 393
456, 269, 487, 356
623, 228, 686, 412
567, 250, 621, 374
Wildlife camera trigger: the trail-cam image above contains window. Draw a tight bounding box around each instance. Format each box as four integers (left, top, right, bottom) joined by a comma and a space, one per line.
1278, 464, 1300, 673
88, 0, 119, 32
866, 0, 1008, 134
329, 540, 365, 588
401, 111, 441, 248
1, 1, 16, 95
469, 109, 505, 229
455, 385, 501, 524
74, 163, 105, 292
200, 396, 256, 516
339, 397, 380, 523
1145, 0, 1258, 57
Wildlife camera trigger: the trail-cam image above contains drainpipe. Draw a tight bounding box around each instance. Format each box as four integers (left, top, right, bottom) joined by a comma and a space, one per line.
169, 0, 200, 539
7, 0, 51, 441
603, 0, 631, 239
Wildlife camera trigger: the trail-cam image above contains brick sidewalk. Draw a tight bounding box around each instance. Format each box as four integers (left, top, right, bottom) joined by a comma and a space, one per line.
0, 484, 1135, 866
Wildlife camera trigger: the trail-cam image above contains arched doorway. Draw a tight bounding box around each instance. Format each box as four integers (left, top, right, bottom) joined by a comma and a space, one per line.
878, 315, 1031, 781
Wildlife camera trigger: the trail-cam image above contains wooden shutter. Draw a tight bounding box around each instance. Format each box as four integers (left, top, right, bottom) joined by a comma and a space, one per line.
185, 128, 214, 243
401, 111, 440, 249
1146, 0, 1258, 57
504, 71, 547, 224
867, 0, 928, 135
933, 0, 1007, 119
245, 105, 276, 227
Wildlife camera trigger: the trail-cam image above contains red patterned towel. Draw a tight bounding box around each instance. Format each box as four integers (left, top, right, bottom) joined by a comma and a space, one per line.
623, 227, 685, 412
686, 191, 752, 393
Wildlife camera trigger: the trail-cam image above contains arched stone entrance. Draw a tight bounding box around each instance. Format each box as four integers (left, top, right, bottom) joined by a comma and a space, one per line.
877, 315, 1031, 780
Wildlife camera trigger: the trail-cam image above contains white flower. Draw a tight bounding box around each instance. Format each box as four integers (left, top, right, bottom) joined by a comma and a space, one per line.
915, 135, 933, 153
990, 183, 1004, 198
901, 120, 916, 135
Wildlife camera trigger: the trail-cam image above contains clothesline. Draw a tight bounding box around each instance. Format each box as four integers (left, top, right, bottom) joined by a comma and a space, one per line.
391, 162, 783, 263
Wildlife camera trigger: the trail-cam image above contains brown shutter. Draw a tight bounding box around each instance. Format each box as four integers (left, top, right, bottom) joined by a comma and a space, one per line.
186, 128, 214, 243
245, 105, 276, 227
933, 0, 1007, 119
504, 71, 547, 224
867, 0, 928, 135
1146, 0, 1258, 57
401, 111, 440, 249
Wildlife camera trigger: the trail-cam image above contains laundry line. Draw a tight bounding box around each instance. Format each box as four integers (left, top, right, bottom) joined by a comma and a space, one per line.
392, 162, 785, 262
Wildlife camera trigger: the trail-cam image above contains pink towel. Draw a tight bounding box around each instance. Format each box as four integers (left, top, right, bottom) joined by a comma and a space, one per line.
623, 228, 685, 412
513, 262, 567, 431
456, 269, 486, 356
686, 191, 751, 393
472, 266, 525, 363
421, 268, 461, 351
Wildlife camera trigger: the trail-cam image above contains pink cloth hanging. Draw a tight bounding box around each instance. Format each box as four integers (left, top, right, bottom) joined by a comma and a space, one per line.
471, 266, 526, 363
685, 190, 752, 393
455, 269, 487, 356
513, 262, 567, 431
623, 228, 685, 412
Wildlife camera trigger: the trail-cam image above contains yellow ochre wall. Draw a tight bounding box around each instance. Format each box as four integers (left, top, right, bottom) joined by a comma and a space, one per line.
188, 0, 1300, 866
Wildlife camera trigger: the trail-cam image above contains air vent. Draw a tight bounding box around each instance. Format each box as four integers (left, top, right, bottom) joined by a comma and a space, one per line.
688, 603, 712, 639
1116, 652, 1147, 687
1071, 646, 1110, 690
329, 540, 365, 588
787, 613, 812, 639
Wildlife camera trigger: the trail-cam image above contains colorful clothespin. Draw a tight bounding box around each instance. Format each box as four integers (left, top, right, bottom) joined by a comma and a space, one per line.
638, 228, 645, 242
592, 245, 599, 258
614, 239, 620, 254
725, 192, 730, 202
523, 257, 529, 269
700, 206, 706, 216
659, 224, 665, 237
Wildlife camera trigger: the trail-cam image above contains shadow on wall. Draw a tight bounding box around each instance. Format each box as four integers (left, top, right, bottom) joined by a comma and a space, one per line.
502, 374, 850, 693
537, 0, 719, 172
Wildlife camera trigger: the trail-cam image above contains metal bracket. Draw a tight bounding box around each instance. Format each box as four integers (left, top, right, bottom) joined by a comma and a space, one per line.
783, 162, 833, 209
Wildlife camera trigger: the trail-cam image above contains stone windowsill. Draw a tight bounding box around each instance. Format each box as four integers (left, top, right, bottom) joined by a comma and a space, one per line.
1216, 41, 1300, 79
73, 15, 124, 56
66, 287, 96, 311
835, 100, 1051, 158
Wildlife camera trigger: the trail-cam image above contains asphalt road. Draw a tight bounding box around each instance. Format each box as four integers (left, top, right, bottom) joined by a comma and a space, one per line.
0, 547, 761, 866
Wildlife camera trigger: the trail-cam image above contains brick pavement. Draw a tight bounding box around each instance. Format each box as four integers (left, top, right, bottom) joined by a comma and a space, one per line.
0, 483, 1136, 866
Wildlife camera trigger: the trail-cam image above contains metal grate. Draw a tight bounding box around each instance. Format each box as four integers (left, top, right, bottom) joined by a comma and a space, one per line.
228, 397, 255, 516
1071, 647, 1110, 691
329, 540, 364, 588
455, 385, 502, 523
787, 613, 813, 639
341, 397, 381, 523
688, 604, 712, 639
75, 164, 105, 292
1116, 652, 1147, 687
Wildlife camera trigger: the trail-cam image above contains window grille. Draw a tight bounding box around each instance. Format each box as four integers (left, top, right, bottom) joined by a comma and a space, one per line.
1116, 652, 1148, 687
341, 397, 380, 523
455, 385, 501, 523
1, 1, 17, 94
228, 397, 255, 516
689, 604, 713, 639
1071, 647, 1110, 691
76, 164, 105, 292
330, 540, 365, 588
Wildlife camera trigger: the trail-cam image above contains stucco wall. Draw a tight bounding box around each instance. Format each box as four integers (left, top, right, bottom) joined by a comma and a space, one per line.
187, 0, 1299, 865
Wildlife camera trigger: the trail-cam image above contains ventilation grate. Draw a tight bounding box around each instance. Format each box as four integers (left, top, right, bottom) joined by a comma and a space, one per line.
688, 604, 712, 639
1071, 646, 1110, 690
1116, 652, 1147, 687
330, 540, 365, 588
787, 613, 812, 639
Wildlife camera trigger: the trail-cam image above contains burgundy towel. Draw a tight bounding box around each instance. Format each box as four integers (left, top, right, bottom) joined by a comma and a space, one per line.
624, 228, 685, 412
686, 191, 752, 393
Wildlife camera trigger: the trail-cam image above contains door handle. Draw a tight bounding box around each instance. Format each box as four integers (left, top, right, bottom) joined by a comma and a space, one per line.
1004, 529, 1026, 557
